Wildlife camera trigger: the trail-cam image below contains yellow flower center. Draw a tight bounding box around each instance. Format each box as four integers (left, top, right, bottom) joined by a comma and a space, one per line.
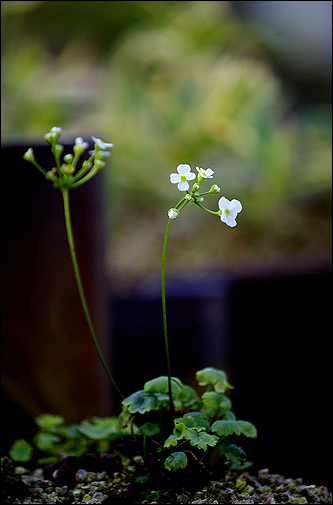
180, 175, 187, 182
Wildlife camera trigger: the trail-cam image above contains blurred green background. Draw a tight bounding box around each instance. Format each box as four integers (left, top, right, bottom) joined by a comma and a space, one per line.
2, 1, 332, 289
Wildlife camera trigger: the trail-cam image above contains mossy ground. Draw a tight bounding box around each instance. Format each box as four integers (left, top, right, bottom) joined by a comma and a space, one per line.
2, 452, 332, 504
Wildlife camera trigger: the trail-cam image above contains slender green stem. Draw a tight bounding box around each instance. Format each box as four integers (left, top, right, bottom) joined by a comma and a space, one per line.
31, 159, 47, 176
194, 200, 221, 216
161, 218, 175, 416
62, 189, 124, 399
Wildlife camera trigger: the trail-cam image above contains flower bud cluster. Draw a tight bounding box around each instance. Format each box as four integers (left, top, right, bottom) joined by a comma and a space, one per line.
23, 127, 113, 191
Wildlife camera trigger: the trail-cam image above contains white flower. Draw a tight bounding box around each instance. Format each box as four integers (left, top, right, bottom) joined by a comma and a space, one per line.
196, 167, 214, 179
74, 137, 89, 149
170, 164, 196, 191
50, 126, 62, 134
168, 208, 179, 220
218, 197, 242, 227
88, 149, 111, 157
92, 136, 114, 150
73, 137, 89, 156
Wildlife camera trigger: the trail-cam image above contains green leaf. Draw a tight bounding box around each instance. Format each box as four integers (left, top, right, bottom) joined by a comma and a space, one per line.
238, 421, 257, 438
225, 411, 237, 421
165, 451, 188, 471
34, 432, 62, 451
35, 414, 65, 429
136, 422, 160, 437
211, 420, 242, 437
231, 461, 253, 470
181, 412, 210, 430
154, 393, 171, 409
184, 430, 219, 451
202, 392, 232, 413
217, 440, 246, 465
122, 390, 159, 414
144, 376, 184, 397
78, 417, 121, 440
9, 439, 33, 462
196, 367, 233, 393
61, 423, 82, 439
164, 421, 187, 448
178, 385, 201, 404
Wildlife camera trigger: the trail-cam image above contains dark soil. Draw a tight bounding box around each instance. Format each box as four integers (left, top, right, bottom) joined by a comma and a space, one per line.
2, 452, 332, 504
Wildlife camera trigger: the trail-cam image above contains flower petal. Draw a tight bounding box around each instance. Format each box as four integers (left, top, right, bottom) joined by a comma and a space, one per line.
218, 196, 230, 211
187, 172, 196, 181
177, 164, 192, 176
226, 216, 237, 227
178, 180, 190, 191
220, 213, 237, 227
229, 199, 242, 213
170, 173, 181, 184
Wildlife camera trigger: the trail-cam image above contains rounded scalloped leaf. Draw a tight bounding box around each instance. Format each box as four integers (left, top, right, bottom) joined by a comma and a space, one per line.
196, 367, 233, 393
178, 385, 200, 403
122, 390, 159, 414
34, 431, 62, 451
165, 451, 188, 471
78, 417, 121, 440
144, 376, 184, 396
181, 412, 210, 430
164, 421, 187, 448
35, 414, 65, 429
211, 420, 242, 437
9, 439, 33, 462
184, 429, 219, 451
218, 440, 246, 465
202, 391, 232, 412
238, 421, 257, 438
136, 422, 160, 437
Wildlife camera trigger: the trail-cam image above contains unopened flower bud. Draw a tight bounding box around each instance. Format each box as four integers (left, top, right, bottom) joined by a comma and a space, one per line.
63, 154, 73, 164
61, 164, 74, 175
51, 126, 62, 134
44, 127, 62, 146
192, 183, 200, 191
209, 184, 220, 194
74, 137, 89, 156
82, 160, 92, 171
54, 144, 64, 158
93, 159, 105, 171
45, 171, 58, 182
168, 208, 179, 220
23, 148, 35, 163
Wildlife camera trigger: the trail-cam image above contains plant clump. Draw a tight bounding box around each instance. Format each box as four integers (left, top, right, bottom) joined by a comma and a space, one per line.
4, 368, 331, 503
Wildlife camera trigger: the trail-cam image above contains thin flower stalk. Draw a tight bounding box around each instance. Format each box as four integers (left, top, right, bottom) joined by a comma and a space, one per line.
62, 189, 124, 399
23, 129, 123, 399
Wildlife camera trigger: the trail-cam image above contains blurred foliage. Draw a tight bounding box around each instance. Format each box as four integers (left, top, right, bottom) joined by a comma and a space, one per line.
2, 1, 331, 282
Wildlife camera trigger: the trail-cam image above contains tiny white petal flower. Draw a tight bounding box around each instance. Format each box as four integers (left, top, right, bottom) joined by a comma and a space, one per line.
92, 136, 114, 150
168, 208, 179, 220
88, 149, 111, 157
218, 197, 242, 227
170, 164, 196, 191
196, 167, 214, 179
75, 137, 89, 149
50, 126, 62, 133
